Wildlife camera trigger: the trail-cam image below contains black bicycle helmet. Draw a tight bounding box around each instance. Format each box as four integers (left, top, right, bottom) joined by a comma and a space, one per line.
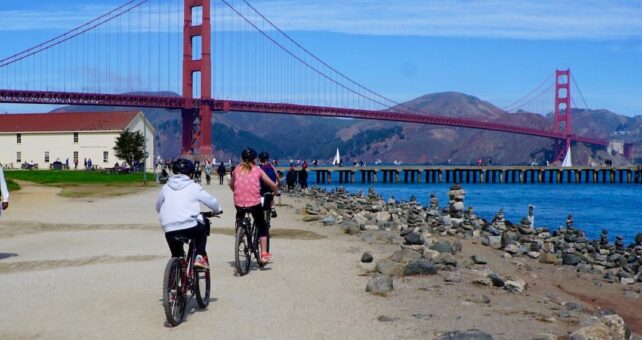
258, 151, 270, 162
172, 158, 195, 176
241, 147, 257, 162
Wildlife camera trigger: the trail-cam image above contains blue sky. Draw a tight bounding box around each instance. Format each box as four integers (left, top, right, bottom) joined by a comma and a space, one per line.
1, 0, 641, 116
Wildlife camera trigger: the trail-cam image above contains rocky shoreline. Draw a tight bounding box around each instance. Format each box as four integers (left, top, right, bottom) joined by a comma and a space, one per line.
291, 185, 642, 339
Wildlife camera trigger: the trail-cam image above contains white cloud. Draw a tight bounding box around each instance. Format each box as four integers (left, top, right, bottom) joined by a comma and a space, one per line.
1, 0, 642, 40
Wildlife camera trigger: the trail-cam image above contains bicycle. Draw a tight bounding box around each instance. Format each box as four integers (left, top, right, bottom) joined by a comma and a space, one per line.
162, 211, 220, 326
234, 192, 280, 276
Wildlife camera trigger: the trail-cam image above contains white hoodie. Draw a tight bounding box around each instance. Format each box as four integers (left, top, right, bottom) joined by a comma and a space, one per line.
0, 167, 8, 218
156, 174, 222, 233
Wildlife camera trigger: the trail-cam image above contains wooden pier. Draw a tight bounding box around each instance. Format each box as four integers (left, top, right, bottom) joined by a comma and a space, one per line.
276, 165, 642, 184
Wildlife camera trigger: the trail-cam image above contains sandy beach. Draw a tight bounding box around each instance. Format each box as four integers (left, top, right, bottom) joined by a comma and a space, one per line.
0, 181, 640, 339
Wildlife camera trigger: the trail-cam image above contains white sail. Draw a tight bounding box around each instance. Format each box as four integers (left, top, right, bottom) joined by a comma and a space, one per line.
561, 146, 572, 167
332, 148, 341, 165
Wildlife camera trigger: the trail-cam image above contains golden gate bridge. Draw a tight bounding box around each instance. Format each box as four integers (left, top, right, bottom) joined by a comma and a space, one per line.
0, 0, 625, 161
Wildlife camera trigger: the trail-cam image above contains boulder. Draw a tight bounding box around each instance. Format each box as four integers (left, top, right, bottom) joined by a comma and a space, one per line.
375, 259, 405, 277
430, 241, 453, 254
303, 215, 321, 222
487, 272, 505, 287
471, 255, 487, 265
569, 314, 626, 340
390, 248, 422, 264
436, 253, 458, 267
504, 279, 526, 293
366, 274, 393, 294
404, 231, 424, 245
441, 271, 462, 282
404, 259, 437, 276
487, 236, 502, 249
540, 253, 561, 265
563, 253, 583, 266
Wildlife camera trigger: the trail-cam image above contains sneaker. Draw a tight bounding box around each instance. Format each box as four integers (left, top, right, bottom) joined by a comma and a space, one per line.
260, 252, 272, 263
271, 208, 277, 218
194, 255, 209, 270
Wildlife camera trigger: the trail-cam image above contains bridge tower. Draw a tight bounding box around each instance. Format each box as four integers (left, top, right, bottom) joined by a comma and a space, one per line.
553, 69, 572, 163
181, 0, 212, 158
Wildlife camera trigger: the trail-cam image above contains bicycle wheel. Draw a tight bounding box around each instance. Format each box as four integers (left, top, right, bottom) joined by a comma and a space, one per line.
194, 267, 210, 308
163, 258, 186, 326
235, 226, 251, 276
252, 222, 266, 268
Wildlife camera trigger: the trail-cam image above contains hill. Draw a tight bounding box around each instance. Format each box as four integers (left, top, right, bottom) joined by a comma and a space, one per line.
51, 92, 641, 165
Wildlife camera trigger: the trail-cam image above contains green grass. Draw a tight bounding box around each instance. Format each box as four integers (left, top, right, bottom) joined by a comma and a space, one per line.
4, 170, 156, 186
6, 179, 20, 191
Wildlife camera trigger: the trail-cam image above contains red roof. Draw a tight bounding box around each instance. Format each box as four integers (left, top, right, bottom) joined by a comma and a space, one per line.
0, 111, 140, 133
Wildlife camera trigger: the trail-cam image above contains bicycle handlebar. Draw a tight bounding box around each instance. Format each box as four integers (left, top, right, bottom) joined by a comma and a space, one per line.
202, 211, 223, 218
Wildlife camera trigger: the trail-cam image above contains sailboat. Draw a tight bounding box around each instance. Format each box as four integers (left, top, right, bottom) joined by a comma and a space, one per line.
561, 146, 572, 167
332, 148, 341, 166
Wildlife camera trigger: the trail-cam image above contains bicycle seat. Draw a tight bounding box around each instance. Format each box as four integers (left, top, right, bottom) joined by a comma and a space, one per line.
237, 207, 254, 215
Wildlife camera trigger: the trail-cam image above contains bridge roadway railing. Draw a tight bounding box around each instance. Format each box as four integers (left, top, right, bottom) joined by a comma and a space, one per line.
274, 165, 642, 185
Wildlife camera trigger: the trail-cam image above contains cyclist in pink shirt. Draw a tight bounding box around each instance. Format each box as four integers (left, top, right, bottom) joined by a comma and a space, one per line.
229, 148, 278, 263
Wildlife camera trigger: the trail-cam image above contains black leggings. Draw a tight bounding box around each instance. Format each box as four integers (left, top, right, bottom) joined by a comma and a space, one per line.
165, 224, 207, 257
236, 204, 269, 238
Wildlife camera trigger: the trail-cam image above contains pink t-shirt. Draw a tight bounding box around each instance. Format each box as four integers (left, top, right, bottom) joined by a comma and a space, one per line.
233, 165, 263, 207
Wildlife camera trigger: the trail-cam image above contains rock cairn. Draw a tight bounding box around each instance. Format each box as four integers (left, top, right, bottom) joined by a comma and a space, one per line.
296, 186, 642, 286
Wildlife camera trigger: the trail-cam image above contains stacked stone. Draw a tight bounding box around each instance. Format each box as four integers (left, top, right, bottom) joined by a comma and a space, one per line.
297, 186, 642, 285
447, 184, 465, 220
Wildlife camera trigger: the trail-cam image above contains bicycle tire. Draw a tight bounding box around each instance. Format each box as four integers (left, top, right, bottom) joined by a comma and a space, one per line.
163, 257, 186, 326
252, 222, 266, 268
235, 226, 251, 276
194, 268, 210, 308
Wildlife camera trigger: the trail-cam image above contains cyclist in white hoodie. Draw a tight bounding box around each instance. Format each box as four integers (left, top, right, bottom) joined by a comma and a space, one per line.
156, 159, 222, 269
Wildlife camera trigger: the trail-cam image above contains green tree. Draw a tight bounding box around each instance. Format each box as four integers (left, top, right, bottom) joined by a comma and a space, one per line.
113, 129, 145, 168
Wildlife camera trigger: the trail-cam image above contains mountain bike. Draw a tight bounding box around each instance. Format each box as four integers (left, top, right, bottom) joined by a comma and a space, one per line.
162, 211, 220, 326
234, 192, 279, 276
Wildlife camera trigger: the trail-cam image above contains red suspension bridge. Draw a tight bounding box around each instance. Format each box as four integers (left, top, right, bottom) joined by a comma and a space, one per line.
0, 0, 620, 161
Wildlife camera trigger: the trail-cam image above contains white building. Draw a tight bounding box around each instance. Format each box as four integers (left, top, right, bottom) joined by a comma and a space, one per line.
0, 111, 155, 170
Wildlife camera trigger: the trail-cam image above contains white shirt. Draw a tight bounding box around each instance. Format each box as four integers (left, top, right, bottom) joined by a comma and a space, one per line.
0, 166, 9, 217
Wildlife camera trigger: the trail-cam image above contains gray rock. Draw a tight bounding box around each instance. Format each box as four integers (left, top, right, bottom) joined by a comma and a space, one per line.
504, 279, 526, 293
366, 274, 393, 294
441, 271, 462, 282
404, 231, 424, 245
375, 259, 405, 277
436, 253, 458, 267
472, 255, 487, 265
531, 333, 557, 340
322, 215, 337, 226
404, 259, 437, 276
563, 253, 582, 266
390, 248, 422, 264
361, 252, 374, 263
487, 272, 505, 287
436, 329, 493, 340
487, 236, 502, 249
540, 253, 561, 265
430, 241, 453, 254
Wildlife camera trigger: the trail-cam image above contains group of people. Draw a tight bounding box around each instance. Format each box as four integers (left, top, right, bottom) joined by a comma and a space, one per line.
155, 148, 280, 270
285, 165, 308, 191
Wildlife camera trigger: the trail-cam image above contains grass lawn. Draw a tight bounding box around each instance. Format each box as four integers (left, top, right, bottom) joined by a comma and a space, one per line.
4, 170, 158, 197
6, 179, 20, 191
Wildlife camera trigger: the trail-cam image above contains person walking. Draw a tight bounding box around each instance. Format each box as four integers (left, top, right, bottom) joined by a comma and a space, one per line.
286, 166, 297, 191
204, 159, 213, 185
217, 162, 226, 185
0, 165, 9, 219
298, 164, 309, 191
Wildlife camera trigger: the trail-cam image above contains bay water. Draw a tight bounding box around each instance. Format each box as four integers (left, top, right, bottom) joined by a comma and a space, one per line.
316, 181, 642, 244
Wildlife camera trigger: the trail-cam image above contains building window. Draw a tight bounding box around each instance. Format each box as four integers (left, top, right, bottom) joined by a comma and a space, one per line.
17, 152, 21, 163
73, 132, 79, 143
103, 151, 108, 163
44, 151, 50, 163
16, 133, 21, 144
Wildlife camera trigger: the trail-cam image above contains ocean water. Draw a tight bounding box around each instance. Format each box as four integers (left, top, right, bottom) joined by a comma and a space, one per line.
315, 181, 642, 245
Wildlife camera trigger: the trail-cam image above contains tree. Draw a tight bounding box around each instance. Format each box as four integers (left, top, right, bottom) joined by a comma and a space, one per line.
113, 129, 145, 168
